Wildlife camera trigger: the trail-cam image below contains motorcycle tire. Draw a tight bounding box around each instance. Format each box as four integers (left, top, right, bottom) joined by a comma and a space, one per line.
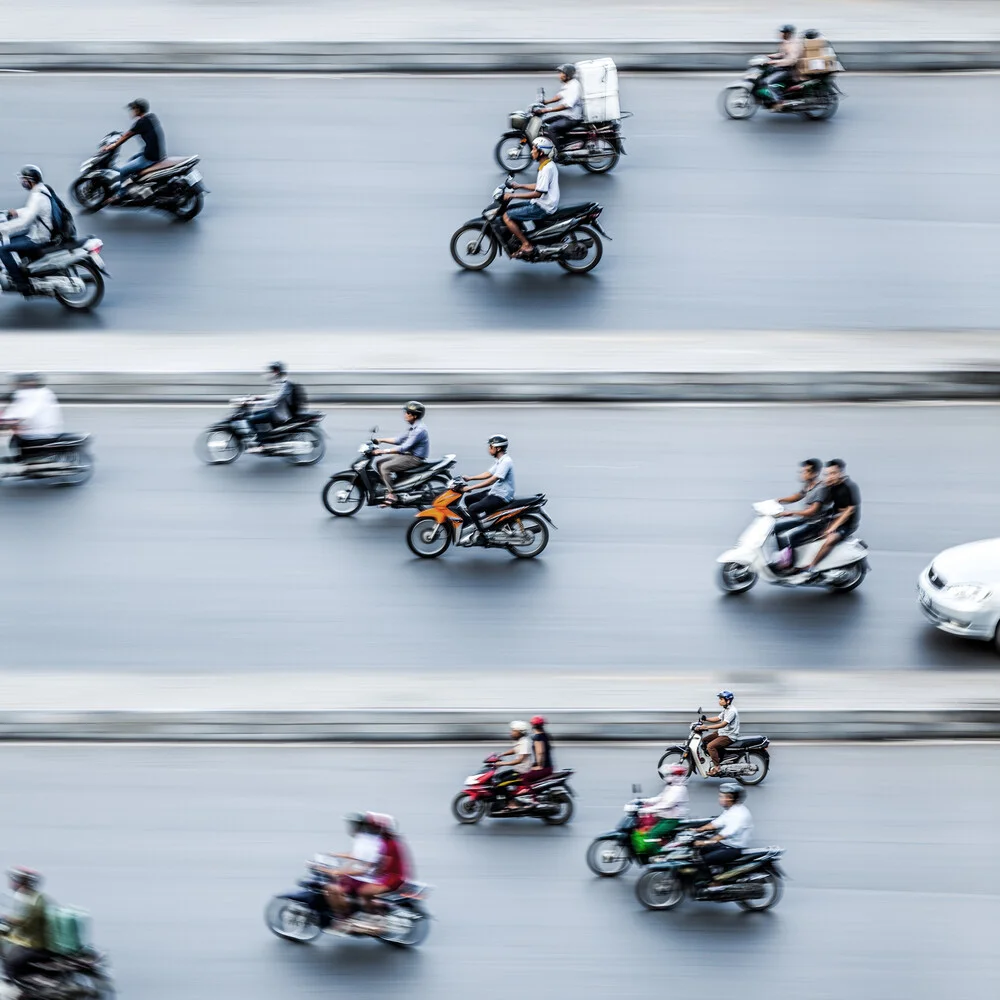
735, 751, 769, 787
636, 870, 686, 911
827, 560, 867, 593
195, 428, 244, 465
71, 175, 108, 213
507, 513, 549, 559
322, 473, 366, 516
264, 896, 322, 942
586, 837, 631, 877
717, 561, 757, 594
719, 86, 759, 120
494, 134, 532, 173
378, 905, 431, 948
283, 428, 325, 466
55, 259, 105, 311
557, 226, 603, 274
450, 224, 498, 271
407, 518, 451, 559
56, 449, 94, 488
172, 190, 204, 222
736, 870, 783, 911
581, 139, 619, 174
541, 789, 574, 825
802, 91, 839, 121
656, 749, 692, 781
451, 792, 487, 824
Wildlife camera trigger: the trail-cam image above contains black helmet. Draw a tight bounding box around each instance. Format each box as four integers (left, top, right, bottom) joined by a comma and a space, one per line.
803, 28, 821, 39
488, 434, 509, 450
7, 867, 42, 891
718, 782, 745, 802
14, 372, 43, 387
128, 98, 150, 115
267, 361, 287, 378
556, 63, 576, 79
779, 24, 795, 34
344, 811, 366, 832
18, 165, 42, 185
404, 400, 426, 418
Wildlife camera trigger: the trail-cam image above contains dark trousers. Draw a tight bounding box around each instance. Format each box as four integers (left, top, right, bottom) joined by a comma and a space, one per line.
775, 518, 825, 566
543, 114, 578, 147
763, 69, 792, 102
4, 945, 45, 984
0, 236, 41, 291
701, 844, 742, 869
246, 409, 277, 438
467, 493, 507, 531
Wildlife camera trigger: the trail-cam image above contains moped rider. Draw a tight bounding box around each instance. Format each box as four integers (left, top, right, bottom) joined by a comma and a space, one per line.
804, 458, 861, 576
373, 401, 429, 506
538, 63, 584, 148
0, 373, 64, 459
694, 783, 754, 878
102, 99, 167, 201
772, 457, 828, 572
460, 434, 516, 540
0, 166, 54, 296
243, 361, 293, 445
512, 715, 556, 803
763, 25, 804, 109
696, 690, 739, 777
502, 138, 559, 258
634, 764, 689, 856
1, 867, 50, 986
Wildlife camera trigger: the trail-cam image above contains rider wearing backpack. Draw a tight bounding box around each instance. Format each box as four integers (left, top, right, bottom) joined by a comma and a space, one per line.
0, 165, 60, 296
2, 867, 49, 984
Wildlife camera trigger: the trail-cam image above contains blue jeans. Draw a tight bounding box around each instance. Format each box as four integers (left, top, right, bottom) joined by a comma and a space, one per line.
506, 201, 550, 223
115, 153, 156, 190
0, 236, 41, 291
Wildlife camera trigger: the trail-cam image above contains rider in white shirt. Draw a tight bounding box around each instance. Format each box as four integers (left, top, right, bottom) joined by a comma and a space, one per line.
1, 373, 64, 456
695, 783, 754, 876
503, 139, 559, 257
635, 764, 690, 852
540, 63, 584, 148
0, 166, 55, 295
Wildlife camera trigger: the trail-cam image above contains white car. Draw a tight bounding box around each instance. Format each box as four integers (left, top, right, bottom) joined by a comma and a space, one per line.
917, 539, 1000, 653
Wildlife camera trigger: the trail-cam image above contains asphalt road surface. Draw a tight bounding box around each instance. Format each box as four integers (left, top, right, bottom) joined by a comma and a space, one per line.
0, 73, 996, 332
1, 742, 996, 1000
1, 403, 997, 672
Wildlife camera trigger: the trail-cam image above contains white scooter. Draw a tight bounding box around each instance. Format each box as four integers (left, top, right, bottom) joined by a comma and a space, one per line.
717, 500, 868, 594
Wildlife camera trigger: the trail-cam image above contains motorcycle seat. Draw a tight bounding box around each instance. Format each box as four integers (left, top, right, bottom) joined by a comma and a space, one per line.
738, 848, 772, 860
19, 432, 90, 450
545, 202, 600, 222
503, 494, 545, 509
138, 155, 199, 177
725, 736, 769, 750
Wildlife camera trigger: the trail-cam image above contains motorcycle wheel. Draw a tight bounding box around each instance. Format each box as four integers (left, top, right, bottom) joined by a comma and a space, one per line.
802, 91, 839, 121
379, 905, 431, 948
494, 135, 532, 173
322, 473, 365, 516
827, 561, 866, 593
636, 870, 686, 911
451, 792, 487, 824
586, 837, 631, 877
718, 561, 757, 594
407, 519, 451, 559
55, 259, 105, 311
57, 449, 94, 487
735, 751, 769, 786
541, 789, 574, 825
264, 896, 322, 942
450, 225, 498, 271
581, 138, 619, 174
656, 749, 692, 781
74, 974, 115, 1000
71, 175, 108, 213
507, 513, 549, 559
284, 428, 325, 466
736, 871, 783, 911
195, 428, 244, 465
557, 226, 603, 274
172, 190, 204, 222
720, 86, 759, 120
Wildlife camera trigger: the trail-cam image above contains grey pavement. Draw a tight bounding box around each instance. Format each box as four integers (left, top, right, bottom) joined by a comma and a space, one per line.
7, 1, 1000, 42
0, 74, 998, 334
1, 743, 997, 1000
2, 403, 1000, 677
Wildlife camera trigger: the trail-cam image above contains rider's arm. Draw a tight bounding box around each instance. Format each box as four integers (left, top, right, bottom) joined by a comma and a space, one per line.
104, 130, 135, 151
776, 490, 804, 504
826, 505, 856, 534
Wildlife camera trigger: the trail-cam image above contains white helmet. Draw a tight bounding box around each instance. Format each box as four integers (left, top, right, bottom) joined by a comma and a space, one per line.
532, 137, 554, 157
510, 720, 529, 734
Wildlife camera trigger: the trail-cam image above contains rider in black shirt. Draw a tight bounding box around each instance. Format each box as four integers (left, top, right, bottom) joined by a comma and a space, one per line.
102, 98, 167, 198
805, 458, 861, 573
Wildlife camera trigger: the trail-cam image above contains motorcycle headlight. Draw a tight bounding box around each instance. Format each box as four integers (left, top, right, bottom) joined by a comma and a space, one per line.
943, 583, 992, 604
492, 187, 504, 201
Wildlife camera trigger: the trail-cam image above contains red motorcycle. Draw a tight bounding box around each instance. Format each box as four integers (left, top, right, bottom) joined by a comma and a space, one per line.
451, 753, 575, 825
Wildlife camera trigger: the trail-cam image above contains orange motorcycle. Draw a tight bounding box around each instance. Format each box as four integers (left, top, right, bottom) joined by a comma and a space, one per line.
406, 478, 555, 559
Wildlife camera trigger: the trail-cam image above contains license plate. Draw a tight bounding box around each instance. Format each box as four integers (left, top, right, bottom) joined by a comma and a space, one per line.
185, 169, 203, 184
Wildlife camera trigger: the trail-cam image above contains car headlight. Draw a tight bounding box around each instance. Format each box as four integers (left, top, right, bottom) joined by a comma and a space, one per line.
943, 583, 993, 604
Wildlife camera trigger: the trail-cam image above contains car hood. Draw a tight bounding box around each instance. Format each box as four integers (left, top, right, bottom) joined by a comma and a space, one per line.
932, 539, 1000, 586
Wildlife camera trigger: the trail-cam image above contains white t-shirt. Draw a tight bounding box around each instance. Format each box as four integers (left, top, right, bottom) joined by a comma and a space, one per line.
487, 453, 516, 501
511, 734, 532, 773
351, 832, 383, 865
534, 160, 560, 214
712, 803, 753, 847
719, 706, 740, 739
5, 386, 63, 438
642, 783, 689, 819
556, 78, 584, 119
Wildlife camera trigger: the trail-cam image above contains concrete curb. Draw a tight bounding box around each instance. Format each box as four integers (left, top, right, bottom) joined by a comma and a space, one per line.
43, 370, 1000, 404
1, 40, 999, 73
0, 710, 997, 741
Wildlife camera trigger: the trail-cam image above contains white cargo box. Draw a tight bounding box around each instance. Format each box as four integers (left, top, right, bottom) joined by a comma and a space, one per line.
576, 57, 620, 123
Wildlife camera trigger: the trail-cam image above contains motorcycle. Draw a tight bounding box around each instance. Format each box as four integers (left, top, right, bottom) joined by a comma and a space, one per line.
586, 787, 710, 878
321, 428, 456, 516
0, 428, 94, 487
495, 88, 629, 174
635, 829, 786, 912
452, 753, 575, 825
70, 131, 206, 221
0, 217, 107, 311
406, 477, 555, 559
0, 924, 114, 1000
720, 55, 842, 121
656, 712, 770, 786
265, 855, 431, 949
717, 500, 869, 594
449, 175, 609, 274
195, 397, 326, 466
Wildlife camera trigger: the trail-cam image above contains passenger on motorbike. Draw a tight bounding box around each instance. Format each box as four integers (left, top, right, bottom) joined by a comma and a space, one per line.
696, 690, 740, 776
1, 867, 50, 986
0, 166, 55, 296
634, 764, 690, 856
502, 138, 559, 258
461, 434, 516, 537
493, 720, 533, 810
805, 458, 861, 575
694, 783, 754, 877
102, 99, 167, 200
539, 63, 584, 148
763, 25, 803, 109
0, 373, 64, 459
513, 715, 556, 802
772, 457, 828, 572
373, 401, 429, 506
244, 362, 293, 444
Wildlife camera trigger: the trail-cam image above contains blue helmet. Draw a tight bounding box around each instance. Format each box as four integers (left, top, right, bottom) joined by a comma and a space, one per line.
717, 690, 735, 703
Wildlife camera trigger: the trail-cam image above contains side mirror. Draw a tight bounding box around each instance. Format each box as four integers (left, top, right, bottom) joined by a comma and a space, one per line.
697, 706, 702, 714
631, 783, 641, 795
370, 425, 379, 434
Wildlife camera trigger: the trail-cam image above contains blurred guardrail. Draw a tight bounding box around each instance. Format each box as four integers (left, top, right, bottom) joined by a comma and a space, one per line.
0, 41, 999, 73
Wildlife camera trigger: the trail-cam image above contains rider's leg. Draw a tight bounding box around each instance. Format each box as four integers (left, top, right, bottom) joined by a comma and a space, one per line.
806, 528, 849, 571
377, 453, 422, 502
0, 236, 41, 294
504, 200, 548, 254
705, 735, 732, 774
466, 493, 507, 539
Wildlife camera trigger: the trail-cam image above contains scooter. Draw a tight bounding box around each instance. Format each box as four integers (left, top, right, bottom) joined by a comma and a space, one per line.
656, 712, 770, 786
717, 499, 868, 594
0, 426, 94, 486
452, 753, 575, 825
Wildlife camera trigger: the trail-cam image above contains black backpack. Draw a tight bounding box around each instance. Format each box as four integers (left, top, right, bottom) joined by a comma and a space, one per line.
43, 186, 77, 244
289, 382, 308, 416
